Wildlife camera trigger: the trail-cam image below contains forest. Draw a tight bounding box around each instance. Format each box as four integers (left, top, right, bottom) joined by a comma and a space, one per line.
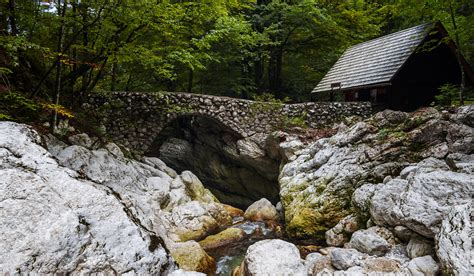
0, 2, 473, 275
0, 0, 473, 111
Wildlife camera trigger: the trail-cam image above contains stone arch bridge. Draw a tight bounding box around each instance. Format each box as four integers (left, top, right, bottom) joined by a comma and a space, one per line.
86, 91, 371, 154
86, 91, 371, 207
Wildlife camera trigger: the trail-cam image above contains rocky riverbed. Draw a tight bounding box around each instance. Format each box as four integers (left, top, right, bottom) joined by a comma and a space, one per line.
0, 106, 473, 275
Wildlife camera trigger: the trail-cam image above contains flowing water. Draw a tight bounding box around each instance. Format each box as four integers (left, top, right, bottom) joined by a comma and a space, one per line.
207, 218, 279, 276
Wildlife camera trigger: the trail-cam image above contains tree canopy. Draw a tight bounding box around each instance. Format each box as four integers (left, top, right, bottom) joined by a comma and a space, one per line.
0, 0, 473, 106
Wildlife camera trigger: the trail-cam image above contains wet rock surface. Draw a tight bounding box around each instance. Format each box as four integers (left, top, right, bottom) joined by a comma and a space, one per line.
169, 241, 216, 274
198, 227, 246, 251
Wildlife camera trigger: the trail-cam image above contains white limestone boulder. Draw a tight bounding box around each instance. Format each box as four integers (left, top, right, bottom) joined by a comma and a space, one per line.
369, 158, 473, 238
347, 227, 391, 257
405, 256, 439, 276
330, 248, 365, 270
244, 198, 279, 222
435, 204, 472, 275
0, 122, 173, 274
240, 239, 306, 276
160, 201, 232, 242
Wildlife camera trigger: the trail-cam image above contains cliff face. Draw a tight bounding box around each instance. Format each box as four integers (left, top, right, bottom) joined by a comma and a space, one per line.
0, 121, 233, 274
0, 121, 171, 274
279, 106, 473, 241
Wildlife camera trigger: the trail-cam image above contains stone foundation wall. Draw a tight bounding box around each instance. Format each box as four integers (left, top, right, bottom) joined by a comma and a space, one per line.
84, 91, 372, 153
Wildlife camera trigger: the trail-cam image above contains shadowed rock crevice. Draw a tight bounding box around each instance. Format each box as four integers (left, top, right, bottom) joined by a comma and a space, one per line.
146, 115, 281, 209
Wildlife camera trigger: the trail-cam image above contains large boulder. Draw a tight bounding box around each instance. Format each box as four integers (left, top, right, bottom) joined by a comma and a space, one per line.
369, 157, 473, 238
360, 257, 402, 273
198, 227, 246, 251
169, 269, 206, 276
55, 143, 216, 214
347, 227, 392, 256
169, 241, 216, 274
406, 236, 434, 259
244, 198, 279, 222
330, 248, 365, 270
160, 201, 232, 242
405, 256, 440, 276
435, 204, 472, 275
325, 214, 360, 247
237, 239, 306, 276
279, 107, 474, 240
305, 253, 334, 274
51, 133, 234, 246
0, 122, 173, 274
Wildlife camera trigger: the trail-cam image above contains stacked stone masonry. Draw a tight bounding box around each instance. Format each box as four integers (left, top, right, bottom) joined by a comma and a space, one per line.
85, 92, 372, 153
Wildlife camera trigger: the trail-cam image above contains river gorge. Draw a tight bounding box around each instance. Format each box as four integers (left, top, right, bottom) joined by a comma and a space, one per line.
0, 106, 472, 275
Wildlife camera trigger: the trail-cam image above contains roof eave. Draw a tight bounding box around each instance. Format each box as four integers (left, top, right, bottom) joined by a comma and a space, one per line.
312, 82, 392, 93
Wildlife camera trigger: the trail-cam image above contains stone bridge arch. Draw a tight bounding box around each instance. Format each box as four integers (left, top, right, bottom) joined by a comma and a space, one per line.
85, 91, 371, 207
86, 91, 371, 154
143, 113, 280, 208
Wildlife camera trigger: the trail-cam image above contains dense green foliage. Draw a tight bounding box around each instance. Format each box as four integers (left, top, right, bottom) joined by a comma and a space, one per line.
0, 0, 473, 110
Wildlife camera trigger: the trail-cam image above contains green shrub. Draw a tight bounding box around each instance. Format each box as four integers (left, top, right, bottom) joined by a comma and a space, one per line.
250, 93, 289, 114
433, 83, 458, 106
282, 112, 308, 129
0, 113, 13, 120
0, 91, 74, 123
0, 92, 40, 121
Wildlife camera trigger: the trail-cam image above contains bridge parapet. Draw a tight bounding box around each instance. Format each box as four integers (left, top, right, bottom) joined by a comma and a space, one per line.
85, 91, 371, 153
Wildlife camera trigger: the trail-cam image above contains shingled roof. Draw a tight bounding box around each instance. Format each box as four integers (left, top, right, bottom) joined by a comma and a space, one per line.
312, 23, 433, 93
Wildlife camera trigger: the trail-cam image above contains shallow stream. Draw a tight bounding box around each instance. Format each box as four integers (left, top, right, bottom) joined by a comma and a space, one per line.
207, 219, 279, 275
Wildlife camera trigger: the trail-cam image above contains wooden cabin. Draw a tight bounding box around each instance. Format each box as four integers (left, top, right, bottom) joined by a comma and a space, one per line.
312, 22, 474, 111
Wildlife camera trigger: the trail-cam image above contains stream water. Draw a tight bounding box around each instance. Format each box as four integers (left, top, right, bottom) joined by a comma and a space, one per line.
207, 218, 279, 275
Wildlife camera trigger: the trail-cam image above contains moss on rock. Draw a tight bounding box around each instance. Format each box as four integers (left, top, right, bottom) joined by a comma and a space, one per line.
285, 204, 350, 241
171, 241, 216, 274
198, 227, 246, 251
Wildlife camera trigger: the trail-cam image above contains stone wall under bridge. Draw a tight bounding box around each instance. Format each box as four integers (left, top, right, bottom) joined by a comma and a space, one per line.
85, 91, 372, 154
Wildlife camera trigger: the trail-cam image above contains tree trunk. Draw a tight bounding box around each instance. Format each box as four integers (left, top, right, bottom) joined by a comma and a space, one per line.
111, 58, 117, 91
70, 0, 78, 108
87, 58, 108, 93
80, 4, 90, 96
124, 73, 132, 91
449, 2, 465, 105
268, 48, 283, 98
52, 1, 67, 132
7, 0, 18, 35
187, 68, 193, 93
0, 2, 9, 34
254, 55, 264, 94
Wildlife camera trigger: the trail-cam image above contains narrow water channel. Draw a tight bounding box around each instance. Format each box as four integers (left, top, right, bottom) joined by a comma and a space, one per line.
208, 218, 279, 275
